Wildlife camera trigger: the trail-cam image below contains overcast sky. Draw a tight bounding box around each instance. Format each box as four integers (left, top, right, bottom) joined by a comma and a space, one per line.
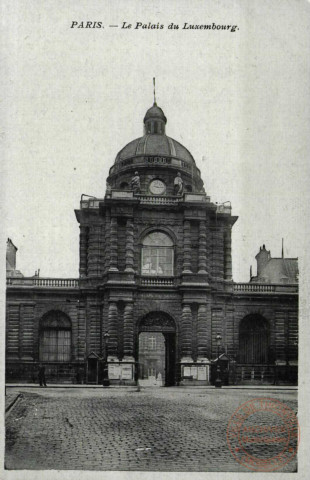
2, 0, 310, 282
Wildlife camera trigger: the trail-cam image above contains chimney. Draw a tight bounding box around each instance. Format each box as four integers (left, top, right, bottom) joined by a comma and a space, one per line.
255, 244, 271, 276
6, 238, 18, 271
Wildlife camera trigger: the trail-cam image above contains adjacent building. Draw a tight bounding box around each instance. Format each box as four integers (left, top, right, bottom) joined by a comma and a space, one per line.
6, 101, 298, 385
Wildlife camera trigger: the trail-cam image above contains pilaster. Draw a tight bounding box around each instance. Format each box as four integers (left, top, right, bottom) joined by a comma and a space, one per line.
125, 218, 135, 273
104, 209, 111, 272
123, 302, 134, 361
180, 303, 193, 362
224, 227, 232, 280
183, 220, 192, 273
197, 303, 209, 361
198, 220, 208, 274
109, 216, 119, 272
107, 302, 119, 360
79, 226, 88, 277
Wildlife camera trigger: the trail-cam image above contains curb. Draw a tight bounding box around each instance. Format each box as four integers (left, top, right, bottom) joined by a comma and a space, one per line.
5, 393, 23, 414
5, 384, 297, 391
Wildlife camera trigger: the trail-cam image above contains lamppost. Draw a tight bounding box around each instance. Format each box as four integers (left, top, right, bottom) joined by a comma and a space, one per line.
214, 333, 222, 388
102, 332, 110, 387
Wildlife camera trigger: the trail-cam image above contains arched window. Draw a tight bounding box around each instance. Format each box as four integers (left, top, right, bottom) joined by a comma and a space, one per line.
141, 232, 174, 276
239, 315, 269, 364
39, 311, 71, 362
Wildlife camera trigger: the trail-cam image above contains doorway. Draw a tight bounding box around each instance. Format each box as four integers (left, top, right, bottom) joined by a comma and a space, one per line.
239, 314, 270, 364
164, 332, 176, 386
138, 312, 176, 386
87, 356, 98, 384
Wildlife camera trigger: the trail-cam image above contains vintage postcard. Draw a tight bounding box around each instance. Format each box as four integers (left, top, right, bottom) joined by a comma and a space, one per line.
1, 1, 309, 479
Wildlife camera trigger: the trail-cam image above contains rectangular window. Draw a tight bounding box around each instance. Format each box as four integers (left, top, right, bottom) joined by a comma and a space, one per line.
142, 247, 173, 276
40, 329, 71, 362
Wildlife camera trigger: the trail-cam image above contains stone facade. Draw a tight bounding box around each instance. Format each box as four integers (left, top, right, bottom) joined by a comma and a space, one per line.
5, 102, 298, 385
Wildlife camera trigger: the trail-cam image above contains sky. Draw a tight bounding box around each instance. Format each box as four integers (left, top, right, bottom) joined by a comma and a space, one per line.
2, 0, 310, 282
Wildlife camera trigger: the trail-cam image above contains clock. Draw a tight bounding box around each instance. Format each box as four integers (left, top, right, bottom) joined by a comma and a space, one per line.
149, 179, 166, 195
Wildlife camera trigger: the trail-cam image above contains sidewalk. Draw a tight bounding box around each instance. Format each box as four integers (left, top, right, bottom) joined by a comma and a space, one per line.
5, 383, 298, 390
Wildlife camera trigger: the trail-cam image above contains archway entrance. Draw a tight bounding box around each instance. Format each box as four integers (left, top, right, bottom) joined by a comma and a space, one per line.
138, 312, 176, 386
239, 314, 270, 364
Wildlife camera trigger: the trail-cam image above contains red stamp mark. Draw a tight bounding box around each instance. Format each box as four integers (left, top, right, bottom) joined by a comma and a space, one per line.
226, 398, 299, 472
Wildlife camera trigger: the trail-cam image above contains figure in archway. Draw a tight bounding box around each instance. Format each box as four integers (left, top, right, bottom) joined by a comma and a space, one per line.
174, 172, 183, 195
131, 171, 141, 193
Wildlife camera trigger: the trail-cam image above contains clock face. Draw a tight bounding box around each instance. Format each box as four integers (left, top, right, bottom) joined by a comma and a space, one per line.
149, 179, 166, 195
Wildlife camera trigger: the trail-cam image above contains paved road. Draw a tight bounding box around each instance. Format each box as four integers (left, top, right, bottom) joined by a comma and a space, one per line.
5, 387, 298, 472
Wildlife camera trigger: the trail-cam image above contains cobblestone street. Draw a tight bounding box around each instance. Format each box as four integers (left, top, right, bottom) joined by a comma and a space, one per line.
5, 387, 298, 472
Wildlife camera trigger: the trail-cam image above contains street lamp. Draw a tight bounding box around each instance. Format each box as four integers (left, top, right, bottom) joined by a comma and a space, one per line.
102, 332, 110, 387
214, 333, 222, 388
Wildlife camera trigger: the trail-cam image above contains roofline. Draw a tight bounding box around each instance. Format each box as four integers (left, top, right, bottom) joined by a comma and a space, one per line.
269, 257, 298, 260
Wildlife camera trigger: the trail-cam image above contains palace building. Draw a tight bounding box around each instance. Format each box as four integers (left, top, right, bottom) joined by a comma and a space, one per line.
6, 101, 298, 385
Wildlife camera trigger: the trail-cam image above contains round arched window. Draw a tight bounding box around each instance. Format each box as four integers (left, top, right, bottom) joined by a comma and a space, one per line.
141, 232, 174, 276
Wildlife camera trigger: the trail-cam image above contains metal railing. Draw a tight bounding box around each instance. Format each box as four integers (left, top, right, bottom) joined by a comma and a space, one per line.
230, 364, 298, 385
216, 202, 232, 214
80, 199, 101, 209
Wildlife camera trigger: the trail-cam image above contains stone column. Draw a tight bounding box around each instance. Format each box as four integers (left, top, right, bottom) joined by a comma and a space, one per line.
181, 304, 193, 362
224, 228, 232, 280
123, 302, 134, 361
197, 304, 209, 361
198, 220, 208, 274
79, 226, 88, 277
107, 302, 119, 360
125, 218, 134, 273
183, 220, 192, 273
109, 217, 118, 271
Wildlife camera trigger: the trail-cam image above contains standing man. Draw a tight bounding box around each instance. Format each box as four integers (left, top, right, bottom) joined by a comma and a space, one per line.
38, 364, 47, 387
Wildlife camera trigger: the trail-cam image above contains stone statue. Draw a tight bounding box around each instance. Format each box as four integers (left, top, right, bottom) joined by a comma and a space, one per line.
174, 172, 183, 195
106, 179, 112, 195
131, 171, 141, 193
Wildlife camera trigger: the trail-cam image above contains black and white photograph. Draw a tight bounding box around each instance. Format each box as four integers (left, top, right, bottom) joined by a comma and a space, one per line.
2, 0, 309, 478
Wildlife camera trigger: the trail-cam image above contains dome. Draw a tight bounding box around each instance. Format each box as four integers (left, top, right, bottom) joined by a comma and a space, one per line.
109, 102, 204, 194
114, 102, 196, 165
115, 134, 195, 165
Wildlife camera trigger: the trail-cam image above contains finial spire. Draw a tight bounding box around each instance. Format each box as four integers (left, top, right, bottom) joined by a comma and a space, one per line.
282, 238, 284, 258
153, 77, 156, 105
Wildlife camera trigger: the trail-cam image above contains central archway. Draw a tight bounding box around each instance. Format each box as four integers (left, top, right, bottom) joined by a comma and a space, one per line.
137, 312, 176, 386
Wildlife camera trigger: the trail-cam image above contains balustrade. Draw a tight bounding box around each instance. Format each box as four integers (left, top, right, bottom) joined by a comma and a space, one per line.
7, 277, 79, 288
137, 195, 180, 205
140, 276, 175, 286
234, 283, 275, 292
